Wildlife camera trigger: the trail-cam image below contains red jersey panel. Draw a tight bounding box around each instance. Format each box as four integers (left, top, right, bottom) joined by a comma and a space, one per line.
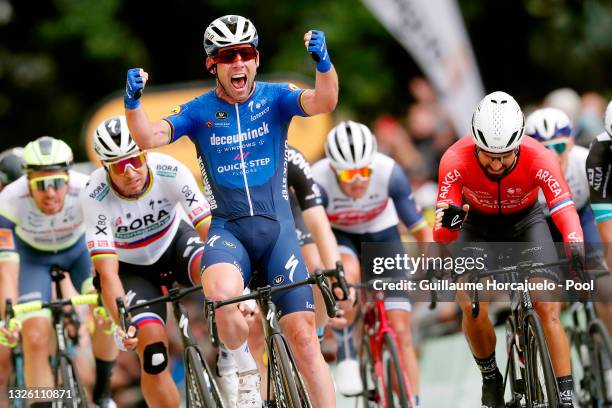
434, 136, 583, 243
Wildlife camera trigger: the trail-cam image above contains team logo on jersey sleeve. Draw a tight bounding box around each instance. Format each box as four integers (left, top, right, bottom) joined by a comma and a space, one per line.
170, 105, 182, 115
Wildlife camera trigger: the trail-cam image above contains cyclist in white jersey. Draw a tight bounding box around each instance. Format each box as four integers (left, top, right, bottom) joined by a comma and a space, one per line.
312, 121, 431, 406
0, 137, 117, 408
81, 116, 211, 408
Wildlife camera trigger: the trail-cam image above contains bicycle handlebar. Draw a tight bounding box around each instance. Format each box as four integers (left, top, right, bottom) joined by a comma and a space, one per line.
205, 263, 345, 347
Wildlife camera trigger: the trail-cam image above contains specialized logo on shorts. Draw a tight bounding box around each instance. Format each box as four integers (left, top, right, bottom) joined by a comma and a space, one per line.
0, 228, 15, 250
284, 253, 299, 282
207, 234, 220, 247
89, 182, 110, 201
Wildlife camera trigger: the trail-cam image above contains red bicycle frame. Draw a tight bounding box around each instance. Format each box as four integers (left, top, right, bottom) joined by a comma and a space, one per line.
360, 289, 414, 408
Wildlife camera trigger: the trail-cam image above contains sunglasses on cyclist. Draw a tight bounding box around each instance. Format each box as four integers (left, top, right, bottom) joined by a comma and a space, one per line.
214, 46, 258, 64
336, 167, 373, 183
29, 174, 69, 191
105, 153, 146, 174
543, 140, 568, 154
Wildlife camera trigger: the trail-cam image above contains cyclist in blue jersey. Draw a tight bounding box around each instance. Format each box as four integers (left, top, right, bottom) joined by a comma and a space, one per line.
124, 15, 339, 407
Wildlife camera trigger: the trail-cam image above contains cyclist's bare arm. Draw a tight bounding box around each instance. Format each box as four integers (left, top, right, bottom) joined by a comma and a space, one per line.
94, 257, 126, 324
597, 220, 612, 270
302, 205, 341, 270
299, 67, 338, 116
125, 109, 170, 150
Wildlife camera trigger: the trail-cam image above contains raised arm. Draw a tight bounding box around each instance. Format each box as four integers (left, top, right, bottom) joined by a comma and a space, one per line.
299, 30, 339, 115
124, 68, 171, 149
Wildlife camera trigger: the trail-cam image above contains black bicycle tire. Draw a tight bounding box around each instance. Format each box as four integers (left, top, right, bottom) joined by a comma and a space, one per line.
589, 319, 612, 404
359, 333, 380, 408
524, 313, 559, 407
185, 346, 217, 408
269, 333, 303, 408
382, 332, 410, 408
8, 349, 25, 408
565, 325, 593, 406
504, 316, 524, 408
284, 338, 312, 407
57, 353, 87, 408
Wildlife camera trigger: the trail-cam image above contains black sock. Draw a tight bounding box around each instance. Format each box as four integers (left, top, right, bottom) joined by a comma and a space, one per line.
93, 358, 116, 403
557, 375, 574, 405
29, 403, 53, 408
474, 352, 502, 383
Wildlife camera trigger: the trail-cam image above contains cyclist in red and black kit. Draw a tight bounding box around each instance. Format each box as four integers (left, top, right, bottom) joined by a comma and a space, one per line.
434, 91, 583, 407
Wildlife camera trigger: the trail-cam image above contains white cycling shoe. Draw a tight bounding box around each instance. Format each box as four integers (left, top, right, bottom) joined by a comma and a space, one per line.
216, 369, 239, 407
335, 358, 364, 396
237, 369, 262, 408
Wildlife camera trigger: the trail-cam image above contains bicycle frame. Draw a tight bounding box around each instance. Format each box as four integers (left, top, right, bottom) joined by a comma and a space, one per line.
360, 289, 413, 408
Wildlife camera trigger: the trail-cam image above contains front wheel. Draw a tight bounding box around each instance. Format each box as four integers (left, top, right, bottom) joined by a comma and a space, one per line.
184, 346, 222, 408
381, 332, 411, 408
589, 319, 612, 405
524, 313, 559, 407
359, 333, 381, 408
55, 353, 87, 408
268, 333, 308, 408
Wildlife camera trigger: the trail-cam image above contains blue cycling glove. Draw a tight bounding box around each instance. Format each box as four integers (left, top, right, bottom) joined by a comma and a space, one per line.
125, 68, 144, 110
308, 30, 332, 73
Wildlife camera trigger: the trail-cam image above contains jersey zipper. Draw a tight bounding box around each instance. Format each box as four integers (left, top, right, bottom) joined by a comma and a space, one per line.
234, 103, 254, 216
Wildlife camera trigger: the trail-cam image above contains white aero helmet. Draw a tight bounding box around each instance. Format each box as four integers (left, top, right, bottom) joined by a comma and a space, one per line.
325, 120, 378, 170
605, 100, 612, 137
204, 15, 259, 56
525, 107, 572, 142
93, 115, 139, 162
471, 91, 526, 153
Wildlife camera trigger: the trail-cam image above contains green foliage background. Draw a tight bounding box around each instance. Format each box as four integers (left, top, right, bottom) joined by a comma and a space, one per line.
1, 0, 611, 159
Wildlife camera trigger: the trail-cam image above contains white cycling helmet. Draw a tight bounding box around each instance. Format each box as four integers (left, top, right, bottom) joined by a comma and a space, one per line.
325, 120, 378, 170
204, 15, 259, 57
93, 115, 139, 162
605, 100, 612, 137
471, 91, 525, 153
525, 107, 572, 142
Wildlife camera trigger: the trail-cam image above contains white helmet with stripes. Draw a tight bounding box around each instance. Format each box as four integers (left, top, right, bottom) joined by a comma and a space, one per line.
325, 120, 378, 170
204, 15, 259, 56
93, 115, 139, 162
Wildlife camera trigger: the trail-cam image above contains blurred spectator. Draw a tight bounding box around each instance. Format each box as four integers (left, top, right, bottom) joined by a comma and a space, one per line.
577, 91, 606, 146
544, 88, 582, 125
543, 88, 606, 147
372, 115, 423, 172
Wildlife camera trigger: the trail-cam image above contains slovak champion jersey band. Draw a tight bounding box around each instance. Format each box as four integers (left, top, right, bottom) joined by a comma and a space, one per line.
311, 153, 426, 235
0, 170, 88, 254
434, 136, 583, 243
80, 153, 211, 265
164, 82, 308, 221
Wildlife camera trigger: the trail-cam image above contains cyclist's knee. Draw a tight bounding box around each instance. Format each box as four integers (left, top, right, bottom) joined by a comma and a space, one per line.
141, 341, 168, 375
534, 301, 561, 325
203, 263, 243, 301
22, 319, 51, 354
283, 314, 318, 357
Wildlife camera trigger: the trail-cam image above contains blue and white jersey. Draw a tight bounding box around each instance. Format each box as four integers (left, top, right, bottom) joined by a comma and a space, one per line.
164, 82, 308, 220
